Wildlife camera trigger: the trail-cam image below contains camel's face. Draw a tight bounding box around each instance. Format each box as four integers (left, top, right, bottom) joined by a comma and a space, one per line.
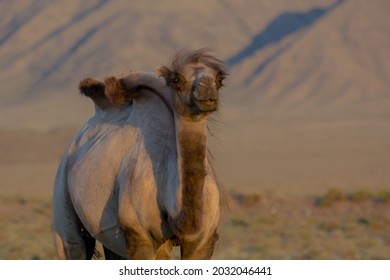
170, 64, 225, 116
156, 49, 227, 119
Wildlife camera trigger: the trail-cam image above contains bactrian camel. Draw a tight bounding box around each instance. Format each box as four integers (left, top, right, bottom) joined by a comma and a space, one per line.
53, 49, 227, 259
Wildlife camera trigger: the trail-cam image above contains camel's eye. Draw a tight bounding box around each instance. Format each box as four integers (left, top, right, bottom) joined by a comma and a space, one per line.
171, 77, 180, 84
170, 73, 185, 92
216, 76, 225, 87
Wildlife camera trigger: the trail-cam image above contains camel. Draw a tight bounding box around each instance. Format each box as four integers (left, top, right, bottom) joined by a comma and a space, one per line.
53, 49, 227, 260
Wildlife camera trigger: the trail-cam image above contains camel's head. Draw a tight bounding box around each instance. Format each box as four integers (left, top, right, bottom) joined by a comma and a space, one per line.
156, 49, 227, 119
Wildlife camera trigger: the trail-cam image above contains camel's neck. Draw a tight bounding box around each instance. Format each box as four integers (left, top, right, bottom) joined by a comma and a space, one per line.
173, 116, 208, 235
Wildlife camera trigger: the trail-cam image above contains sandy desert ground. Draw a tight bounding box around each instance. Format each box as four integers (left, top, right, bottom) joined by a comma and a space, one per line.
2, 184, 390, 260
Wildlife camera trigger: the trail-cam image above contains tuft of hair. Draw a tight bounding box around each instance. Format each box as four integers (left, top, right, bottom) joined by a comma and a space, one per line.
79, 78, 105, 97
104, 76, 129, 106
170, 48, 228, 78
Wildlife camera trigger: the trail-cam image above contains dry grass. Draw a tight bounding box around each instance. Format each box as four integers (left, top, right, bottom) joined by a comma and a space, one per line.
213, 191, 390, 260
1, 190, 390, 260
0, 198, 56, 260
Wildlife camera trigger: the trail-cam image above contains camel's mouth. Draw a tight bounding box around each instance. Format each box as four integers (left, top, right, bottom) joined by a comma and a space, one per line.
194, 98, 218, 112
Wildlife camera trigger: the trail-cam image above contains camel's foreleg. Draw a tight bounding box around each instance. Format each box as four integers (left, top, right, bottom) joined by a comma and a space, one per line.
180, 230, 219, 260
155, 240, 174, 260
122, 226, 156, 259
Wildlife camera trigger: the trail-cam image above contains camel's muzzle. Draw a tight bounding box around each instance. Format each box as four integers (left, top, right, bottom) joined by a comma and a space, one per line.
192, 76, 218, 112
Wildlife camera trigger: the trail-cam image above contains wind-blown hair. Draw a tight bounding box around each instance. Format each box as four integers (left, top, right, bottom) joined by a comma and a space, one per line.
168, 48, 228, 78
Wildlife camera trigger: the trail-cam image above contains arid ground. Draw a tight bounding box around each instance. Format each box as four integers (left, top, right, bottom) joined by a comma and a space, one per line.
2, 181, 390, 260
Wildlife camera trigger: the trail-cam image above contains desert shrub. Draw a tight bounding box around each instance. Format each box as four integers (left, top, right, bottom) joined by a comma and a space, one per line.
230, 218, 249, 228
348, 190, 372, 203
316, 188, 345, 207
357, 217, 370, 226
316, 189, 390, 207
374, 190, 390, 203
231, 192, 262, 207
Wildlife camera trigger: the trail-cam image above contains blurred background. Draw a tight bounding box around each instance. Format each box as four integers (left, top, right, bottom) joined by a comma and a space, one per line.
1, 0, 389, 259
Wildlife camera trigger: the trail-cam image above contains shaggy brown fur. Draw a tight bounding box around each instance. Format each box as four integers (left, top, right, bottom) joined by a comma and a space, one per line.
171, 124, 208, 236
104, 77, 132, 105
79, 78, 110, 110
79, 74, 169, 110
79, 78, 105, 97
156, 50, 227, 258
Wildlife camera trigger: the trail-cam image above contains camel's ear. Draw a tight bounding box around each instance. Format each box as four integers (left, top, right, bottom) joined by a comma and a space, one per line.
155, 66, 171, 81
79, 78, 105, 97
